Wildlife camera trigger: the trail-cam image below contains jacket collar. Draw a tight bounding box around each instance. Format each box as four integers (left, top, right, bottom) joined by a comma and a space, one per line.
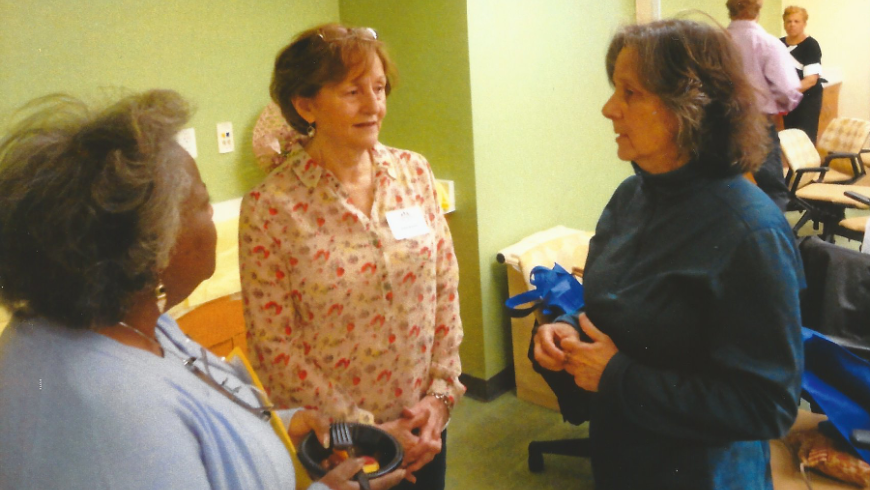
632, 153, 738, 195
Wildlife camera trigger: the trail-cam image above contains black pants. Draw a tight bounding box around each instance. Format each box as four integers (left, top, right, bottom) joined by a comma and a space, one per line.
753, 124, 790, 212
393, 430, 447, 490
784, 86, 823, 144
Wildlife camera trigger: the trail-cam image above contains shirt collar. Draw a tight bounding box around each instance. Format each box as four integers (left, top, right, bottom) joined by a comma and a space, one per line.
284, 138, 397, 188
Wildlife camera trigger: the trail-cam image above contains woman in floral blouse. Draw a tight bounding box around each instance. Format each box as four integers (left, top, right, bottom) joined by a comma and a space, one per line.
240, 23, 464, 490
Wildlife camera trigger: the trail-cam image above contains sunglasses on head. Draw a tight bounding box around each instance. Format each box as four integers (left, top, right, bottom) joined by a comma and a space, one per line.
317, 26, 378, 43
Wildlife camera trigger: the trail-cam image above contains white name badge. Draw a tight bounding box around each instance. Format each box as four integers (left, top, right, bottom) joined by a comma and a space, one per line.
385, 206, 430, 240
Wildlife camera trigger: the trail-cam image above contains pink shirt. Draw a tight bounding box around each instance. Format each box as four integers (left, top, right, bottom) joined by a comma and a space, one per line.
239, 130, 464, 424
728, 20, 802, 115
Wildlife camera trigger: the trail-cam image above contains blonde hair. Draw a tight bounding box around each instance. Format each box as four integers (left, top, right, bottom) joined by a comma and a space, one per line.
783, 6, 808, 22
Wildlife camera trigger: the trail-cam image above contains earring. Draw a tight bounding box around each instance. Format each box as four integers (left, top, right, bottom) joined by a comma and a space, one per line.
155, 282, 167, 313
306, 123, 316, 138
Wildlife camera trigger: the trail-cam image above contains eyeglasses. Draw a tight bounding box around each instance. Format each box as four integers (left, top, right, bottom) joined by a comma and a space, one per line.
317, 26, 378, 43
179, 351, 274, 421
157, 322, 274, 421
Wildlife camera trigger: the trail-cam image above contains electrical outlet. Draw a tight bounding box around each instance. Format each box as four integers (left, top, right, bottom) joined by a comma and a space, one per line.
175, 127, 197, 158
216, 122, 234, 154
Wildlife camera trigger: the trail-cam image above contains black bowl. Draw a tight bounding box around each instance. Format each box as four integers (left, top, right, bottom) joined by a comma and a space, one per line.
298, 423, 403, 479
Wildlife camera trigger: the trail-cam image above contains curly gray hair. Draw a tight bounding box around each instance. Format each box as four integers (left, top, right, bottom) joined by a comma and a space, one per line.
0, 89, 192, 328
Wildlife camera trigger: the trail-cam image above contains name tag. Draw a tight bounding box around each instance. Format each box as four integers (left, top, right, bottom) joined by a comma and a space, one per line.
385, 206, 430, 240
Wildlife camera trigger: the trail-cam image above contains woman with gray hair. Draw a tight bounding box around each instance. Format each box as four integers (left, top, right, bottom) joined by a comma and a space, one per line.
534, 19, 804, 489
0, 90, 403, 490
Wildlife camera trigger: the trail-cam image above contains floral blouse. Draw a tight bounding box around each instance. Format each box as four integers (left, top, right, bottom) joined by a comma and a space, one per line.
240, 117, 464, 424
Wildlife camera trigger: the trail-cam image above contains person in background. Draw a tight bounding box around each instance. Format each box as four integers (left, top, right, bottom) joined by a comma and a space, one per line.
240, 23, 464, 490
0, 89, 403, 490
781, 5, 824, 144
727, 0, 803, 211
534, 19, 804, 489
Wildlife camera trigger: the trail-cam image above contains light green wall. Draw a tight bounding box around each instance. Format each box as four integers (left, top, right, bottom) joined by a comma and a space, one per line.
661, 0, 783, 33
4, 0, 742, 383
338, 0, 485, 377
341, 1, 638, 381
468, 0, 636, 378
0, 0, 339, 202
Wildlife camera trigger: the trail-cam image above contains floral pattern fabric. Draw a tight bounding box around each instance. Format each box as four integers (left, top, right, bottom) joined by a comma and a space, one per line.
240, 120, 464, 424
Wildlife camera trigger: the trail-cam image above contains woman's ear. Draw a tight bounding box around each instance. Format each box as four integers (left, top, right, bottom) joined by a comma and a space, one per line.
291, 96, 315, 125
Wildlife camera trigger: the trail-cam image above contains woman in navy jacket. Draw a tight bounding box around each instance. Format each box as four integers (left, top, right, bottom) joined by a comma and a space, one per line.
534, 19, 804, 490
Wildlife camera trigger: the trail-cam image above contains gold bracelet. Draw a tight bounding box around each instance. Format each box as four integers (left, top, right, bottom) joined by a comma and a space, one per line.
427, 392, 452, 430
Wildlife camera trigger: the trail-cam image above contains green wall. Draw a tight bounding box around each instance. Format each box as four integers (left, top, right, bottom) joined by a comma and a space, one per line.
339, 0, 484, 376
0, 0, 339, 202
342, 0, 638, 381
2, 0, 714, 384
468, 0, 636, 378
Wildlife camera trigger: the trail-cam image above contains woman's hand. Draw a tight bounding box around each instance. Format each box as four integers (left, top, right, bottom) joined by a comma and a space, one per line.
533, 321, 581, 371
287, 409, 331, 449
319, 457, 406, 490
378, 404, 440, 483
561, 313, 618, 392
404, 396, 448, 475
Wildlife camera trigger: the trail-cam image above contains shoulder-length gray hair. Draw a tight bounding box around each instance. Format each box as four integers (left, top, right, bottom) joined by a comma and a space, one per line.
606, 19, 769, 174
0, 90, 192, 328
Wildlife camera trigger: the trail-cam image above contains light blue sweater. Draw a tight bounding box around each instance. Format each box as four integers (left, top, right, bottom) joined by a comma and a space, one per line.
0, 314, 330, 490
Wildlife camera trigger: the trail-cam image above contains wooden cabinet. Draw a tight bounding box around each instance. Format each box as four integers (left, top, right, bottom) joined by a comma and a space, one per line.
775, 81, 841, 137
818, 81, 841, 137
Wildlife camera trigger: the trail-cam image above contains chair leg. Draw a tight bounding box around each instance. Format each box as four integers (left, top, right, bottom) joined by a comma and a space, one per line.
820, 207, 847, 243
527, 438, 592, 473
528, 443, 545, 473
792, 210, 813, 235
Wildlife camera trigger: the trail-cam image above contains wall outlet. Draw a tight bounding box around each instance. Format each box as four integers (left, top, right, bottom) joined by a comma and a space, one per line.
216, 122, 234, 154
175, 127, 197, 158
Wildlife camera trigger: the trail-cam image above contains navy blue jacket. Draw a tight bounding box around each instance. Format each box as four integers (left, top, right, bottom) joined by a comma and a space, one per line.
557, 159, 805, 489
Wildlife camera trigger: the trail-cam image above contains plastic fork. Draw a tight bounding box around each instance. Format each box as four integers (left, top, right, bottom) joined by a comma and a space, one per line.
330, 422, 371, 490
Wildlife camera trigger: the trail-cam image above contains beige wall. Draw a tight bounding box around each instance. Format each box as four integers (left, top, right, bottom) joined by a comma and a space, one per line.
661, 0, 783, 33
661, 0, 870, 120
794, 0, 870, 119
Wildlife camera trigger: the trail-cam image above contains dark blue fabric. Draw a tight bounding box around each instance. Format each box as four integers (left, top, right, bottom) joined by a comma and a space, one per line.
802, 328, 870, 463
555, 157, 804, 489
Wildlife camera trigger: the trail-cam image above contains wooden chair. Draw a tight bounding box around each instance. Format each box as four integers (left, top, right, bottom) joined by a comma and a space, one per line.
175, 293, 248, 358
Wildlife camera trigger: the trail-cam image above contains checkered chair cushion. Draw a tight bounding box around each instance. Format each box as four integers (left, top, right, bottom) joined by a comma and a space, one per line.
781, 129, 823, 190
818, 118, 870, 155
